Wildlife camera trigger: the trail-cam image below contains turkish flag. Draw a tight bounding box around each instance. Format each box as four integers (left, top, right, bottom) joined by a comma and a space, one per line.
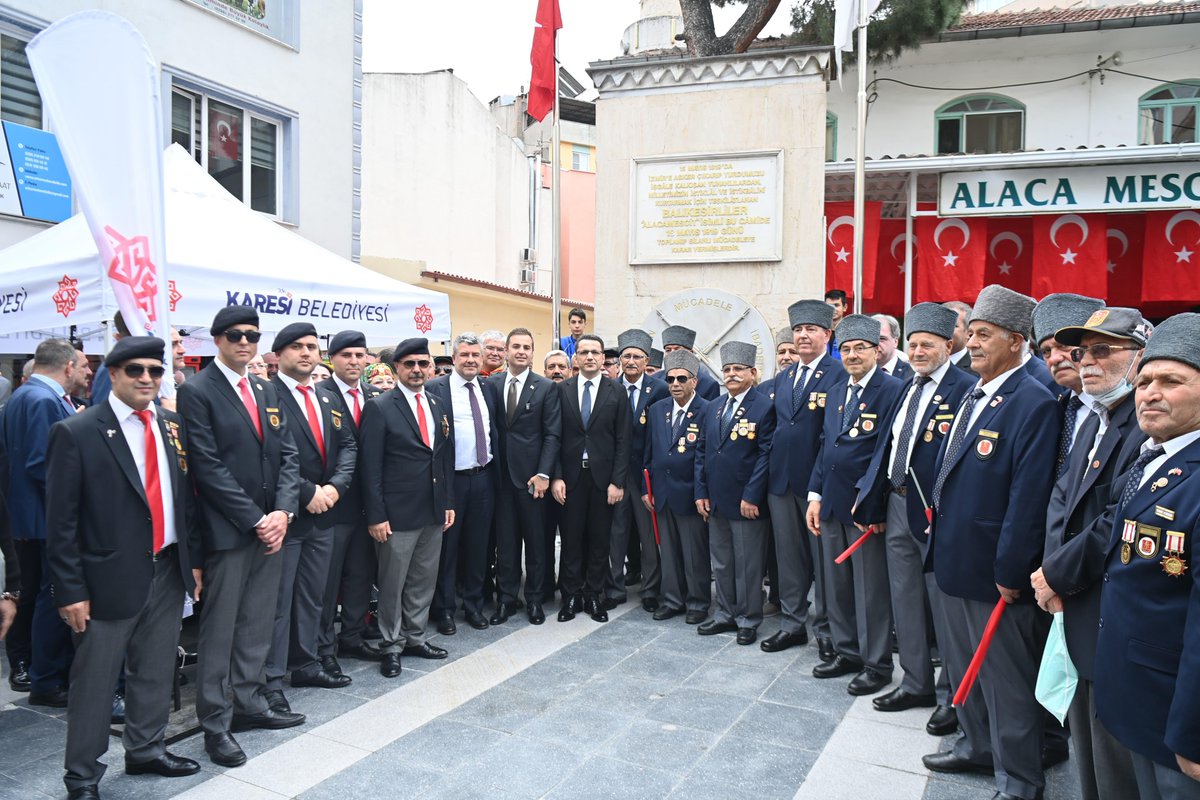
1031, 214, 1107, 300
825, 201, 881, 300
1141, 210, 1200, 302
1105, 214, 1145, 306
208, 108, 240, 162
527, 0, 562, 122
868, 218, 911, 317
985, 218, 1033, 294
915, 215, 986, 303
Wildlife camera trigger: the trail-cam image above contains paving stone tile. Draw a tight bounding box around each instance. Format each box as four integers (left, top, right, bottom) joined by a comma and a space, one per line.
452, 733, 583, 797
0, 714, 66, 772
759, 665, 858, 713
726, 700, 840, 752
922, 776, 995, 800
682, 660, 781, 699
544, 754, 678, 800
596, 717, 717, 774
443, 686, 556, 733
566, 673, 670, 718
516, 701, 634, 754
380, 718, 512, 773
606, 647, 706, 686
686, 734, 816, 798
297, 751, 443, 800
498, 657, 592, 698
642, 687, 753, 734
0, 772, 53, 800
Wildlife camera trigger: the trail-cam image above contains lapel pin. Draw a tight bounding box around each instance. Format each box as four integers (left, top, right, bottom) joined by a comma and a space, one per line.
106, 429, 116, 438
322, 396, 329, 403
1168, 468, 1183, 476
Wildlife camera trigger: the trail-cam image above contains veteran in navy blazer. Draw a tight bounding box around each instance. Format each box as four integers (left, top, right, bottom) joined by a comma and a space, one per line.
654, 325, 722, 401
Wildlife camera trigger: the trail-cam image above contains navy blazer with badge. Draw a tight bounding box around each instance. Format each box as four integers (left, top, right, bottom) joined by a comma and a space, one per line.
317, 378, 381, 527
1093, 437, 1200, 769
768, 356, 848, 498
554, 376, 631, 490
484, 370, 561, 489
176, 362, 301, 554
620, 377, 670, 480
808, 368, 903, 523
854, 363, 974, 545
271, 377, 357, 534
930, 368, 1060, 602
45, 403, 198, 620
694, 389, 775, 520
2, 377, 74, 541
643, 395, 708, 516
358, 387, 455, 529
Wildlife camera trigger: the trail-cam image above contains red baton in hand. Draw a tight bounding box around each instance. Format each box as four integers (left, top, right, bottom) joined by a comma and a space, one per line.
643, 469, 661, 546
952, 597, 1007, 707
835, 526, 875, 564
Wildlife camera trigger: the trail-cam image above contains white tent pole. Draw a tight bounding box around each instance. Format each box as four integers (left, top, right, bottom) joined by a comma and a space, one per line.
851, 0, 868, 315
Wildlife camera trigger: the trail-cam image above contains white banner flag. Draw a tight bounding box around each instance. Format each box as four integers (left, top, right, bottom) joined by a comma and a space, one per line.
26, 11, 172, 378
833, 0, 883, 76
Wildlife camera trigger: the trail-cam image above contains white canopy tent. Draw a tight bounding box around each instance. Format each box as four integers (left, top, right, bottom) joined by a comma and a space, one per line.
0, 144, 450, 353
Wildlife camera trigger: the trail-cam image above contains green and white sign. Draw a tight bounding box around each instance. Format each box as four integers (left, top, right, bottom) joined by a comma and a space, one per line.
939, 162, 1200, 216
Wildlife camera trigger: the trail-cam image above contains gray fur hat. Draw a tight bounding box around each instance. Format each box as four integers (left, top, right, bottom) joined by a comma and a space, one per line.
970, 284, 1036, 338
1138, 313, 1199, 373
775, 327, 794, 347
661, 325, 697, 350
663, 350, 700, 376
788, 300, 834, 330
836, 314, 881, 347
719, 341, 757, 369
617, 329, 652, 356
1032, 293, 1104, 345
904, 303, 958, 341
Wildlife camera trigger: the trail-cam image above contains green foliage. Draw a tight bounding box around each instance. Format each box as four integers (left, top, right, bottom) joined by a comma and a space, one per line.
790, 0, 970, 63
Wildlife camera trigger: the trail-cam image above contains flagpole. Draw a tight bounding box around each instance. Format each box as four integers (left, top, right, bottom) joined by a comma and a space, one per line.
851, 0, 868, 315
550, 40, 562, 344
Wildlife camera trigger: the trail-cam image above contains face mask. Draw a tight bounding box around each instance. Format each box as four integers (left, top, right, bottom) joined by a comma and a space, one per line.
1082, 354, 1136, 408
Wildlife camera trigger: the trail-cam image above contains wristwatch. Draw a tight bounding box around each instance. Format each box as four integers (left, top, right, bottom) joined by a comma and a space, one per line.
285, 511, 296, 525
1, 591, 19, 603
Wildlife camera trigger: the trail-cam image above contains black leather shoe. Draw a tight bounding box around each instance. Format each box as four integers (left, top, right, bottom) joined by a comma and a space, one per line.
291, 668, 352, 689
812, 655, 863, 679
760, 629, 808, 653
402, 642, 448, 660
436, 613, 457, 636
873, 687, 936, 711
624, 572, 642, 587
848, 668, 890, 696
921, 751, 994, 775
1042, 744, 1069, 769
527, 602, 545, 625
490, 603, 514, 626
585, 597, 608, 623
7, 660, 30, 692
320, 655, 344, 677
558, 596, 579, 622
697, 620, 737, 636
817, 636, 836, 662
465, 611, 489, 630
204, 732, 247, 767
992, 793, 1042, 800
125, 751, 201, 777
653, 606, 683, 621
339, 641, 382, 661
28, 686, 69, 708
380, 653, 402, 678
736, 627, 757, 646
67, 786, 100, 799
230, 707, 306, 732
926, 705, 959, 736
642, 598, 659, 613
111, 691, 125, 724
684, 611, 706, 625
262, 689, 291, 713
602, 596, 624, 611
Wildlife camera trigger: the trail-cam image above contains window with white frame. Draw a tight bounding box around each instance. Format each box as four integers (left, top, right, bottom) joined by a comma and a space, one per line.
935, 95, 1024, 155
171, 88, 281, 216
1139, 81, 1199, 145
571, 145, 592, 172
0, 33, 41, 129
825, 113, 837, 162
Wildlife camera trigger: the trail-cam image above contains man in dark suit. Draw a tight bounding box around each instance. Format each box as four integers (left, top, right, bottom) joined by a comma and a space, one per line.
358, 339, 455, 679
1033, 307, 1149, 800
485, 328, 560, 625
2, 339, 82, 708
178, 307, 303, 768
1033, 293, 1105, 473
265, 323, 357, 709
806, 315, 903, 695
943, 301, 977, 377
48, 337, 202, 799
551, 334, 630, 623
695, 341, 776, 645
607, 329, 669, 613
763, 301, 846, 659
642, 351, 709, 624
656, 325, 721, 401
425, 333, 498, 631
873, 314, 914, 382
317, 330, 382, 671
921, 285, 1061, 800
854, 304, 972, 723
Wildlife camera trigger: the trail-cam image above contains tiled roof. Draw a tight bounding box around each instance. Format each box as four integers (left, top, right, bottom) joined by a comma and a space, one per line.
420, 270, 594, 309
949, 0, 1200, 31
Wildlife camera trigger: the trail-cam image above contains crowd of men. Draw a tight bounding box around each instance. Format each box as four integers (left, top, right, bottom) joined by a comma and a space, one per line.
0, 289, 1198, 800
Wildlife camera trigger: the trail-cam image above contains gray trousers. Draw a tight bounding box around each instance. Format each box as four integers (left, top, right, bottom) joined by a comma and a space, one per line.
1131, 751, 1200, 800
926, 572, 953, 705
319, 518, 376, 655
64, 553, 184, 791
266, 523, 334, 689
708, 515, 767, 628
767, 492, 821, 636
941, 592, 1047, 799
1068, 678, 1139, 800
819, 517, 893, 673
884, 492, 934, 695
655, 507, 710, 614
375, 523, 441, 654
196, 537, 284, 734
607, 474, 660, 601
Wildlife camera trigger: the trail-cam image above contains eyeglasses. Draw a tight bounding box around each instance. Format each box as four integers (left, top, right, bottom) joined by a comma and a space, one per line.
664, 374, 691, 384
400, 359, 431, 369
122, 364, 166, 379
1070, 344, 1140, 363
223, 330, 262, 344
839, 344, 875, 356
620, 353, 647, 362
435, 366, 453, 376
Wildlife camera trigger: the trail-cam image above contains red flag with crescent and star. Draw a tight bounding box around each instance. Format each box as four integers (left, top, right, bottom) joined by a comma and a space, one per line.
1105, 214, 1145, 306
915, 215, 986, 303
868, 218, 909, 317
527, 0, 562, 122
824, 201, 881, 300
1031, 214, 1107, 300
1141, 210, 1200, 302
984, 218, 1032, 294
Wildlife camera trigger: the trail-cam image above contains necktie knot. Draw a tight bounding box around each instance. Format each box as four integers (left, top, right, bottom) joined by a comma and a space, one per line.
135, 408, 153, 427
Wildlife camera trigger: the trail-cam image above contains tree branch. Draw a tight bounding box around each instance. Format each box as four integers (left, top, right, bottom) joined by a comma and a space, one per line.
718, 0, 783, 54
678, 0, 719, 57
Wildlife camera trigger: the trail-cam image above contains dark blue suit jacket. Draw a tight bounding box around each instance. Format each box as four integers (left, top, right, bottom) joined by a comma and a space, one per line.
619, 376, 670, 480
425, 373, 502, 481
808, 369, 903, 523
1094, 437, 1200, 769
1024, 354, 1059, 395
695, 389, 775, 521
884, 358, 914, 383
2, 377, 73, 540
642, 395, 708, 516
767, 356, 847, 497
651, 368, 720, 401
930, 367, 1060, 602
854, 363, 974, 546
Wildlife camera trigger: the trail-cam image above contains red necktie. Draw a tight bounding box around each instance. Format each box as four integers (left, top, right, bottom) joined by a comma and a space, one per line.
348, 387, 362, 426
238, 377, 263, 439
298, 384, 326, 463
415, 392, 432, 447
134, 409, 166, 553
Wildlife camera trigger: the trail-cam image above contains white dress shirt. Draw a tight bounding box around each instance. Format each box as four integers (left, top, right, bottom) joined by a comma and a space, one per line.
109, 393, 177, 547
276, 372, 324, 439
887, 359, 952, 479
948, 362, 1024, 442
1138, 429, 1200, 488
396, 382, 437, 443
332, 374, 365, 421
214, 358, 255, 408
449, 370, 492, 469
792, 353, 823, 392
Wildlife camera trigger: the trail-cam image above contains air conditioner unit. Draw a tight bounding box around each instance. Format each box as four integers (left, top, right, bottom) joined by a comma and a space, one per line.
521, 248, 537, 262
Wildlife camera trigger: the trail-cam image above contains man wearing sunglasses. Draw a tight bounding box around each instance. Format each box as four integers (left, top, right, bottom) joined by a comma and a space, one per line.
47, 336, 202, 799
177, 306, 302, 769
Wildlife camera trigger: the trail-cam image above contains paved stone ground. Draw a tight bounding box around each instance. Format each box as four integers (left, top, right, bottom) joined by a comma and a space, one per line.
0, 602, 1081, 800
